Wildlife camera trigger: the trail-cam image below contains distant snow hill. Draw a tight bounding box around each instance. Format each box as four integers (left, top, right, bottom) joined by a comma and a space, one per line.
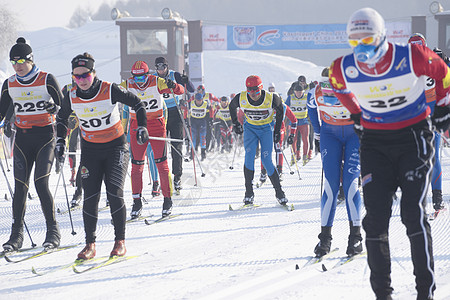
5, 20, 324, 97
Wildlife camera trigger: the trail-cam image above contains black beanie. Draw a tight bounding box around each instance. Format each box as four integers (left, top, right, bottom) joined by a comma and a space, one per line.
155, 57, 168, 65
10, 37, 33, 61
71, 53, 95, 71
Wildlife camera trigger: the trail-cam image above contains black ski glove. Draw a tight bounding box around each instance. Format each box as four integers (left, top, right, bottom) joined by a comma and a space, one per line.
166, 79, 176, 89
136, 126, 149, 145
54, 138, 66, 163
432, 105, 450, 133
233, 122, 243, 135
350, 113, 363, 138
180, 74, 189, 85
287, 133, 295, 145
44, 101, 58, 114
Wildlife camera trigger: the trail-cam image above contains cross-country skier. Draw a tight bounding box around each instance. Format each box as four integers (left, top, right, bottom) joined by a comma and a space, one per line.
286, 84, 311, 165
329, 8, 450, 300
55, 53, 149, 260
0, 38, 63, 251
229, 75, 288, 205
407, 33, 446, 214
307, 67, 362, 257
122, 60, 184, 218
153, 57, 195, 194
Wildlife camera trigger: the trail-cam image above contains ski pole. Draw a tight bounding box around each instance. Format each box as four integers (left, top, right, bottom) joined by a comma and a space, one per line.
229, 138, 238, 170
281, 147, 295, 175
289, 145, 302, 180
169, 85, 205, 177
0, 153, 36, 247
58, 157, 76, 235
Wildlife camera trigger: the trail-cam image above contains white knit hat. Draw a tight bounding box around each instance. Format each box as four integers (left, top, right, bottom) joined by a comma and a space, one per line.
346, 8, 385, 37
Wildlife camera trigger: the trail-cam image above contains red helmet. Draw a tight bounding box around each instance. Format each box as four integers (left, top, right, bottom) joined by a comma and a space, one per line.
246, 75, 263, 90
408, 33, 426, 46
197, 84, 205, 91
131, 60, 149, 75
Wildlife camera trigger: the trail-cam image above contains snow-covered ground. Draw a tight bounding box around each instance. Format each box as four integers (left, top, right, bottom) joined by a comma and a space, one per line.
0, 138, 449, 300
0, 20, 450, 300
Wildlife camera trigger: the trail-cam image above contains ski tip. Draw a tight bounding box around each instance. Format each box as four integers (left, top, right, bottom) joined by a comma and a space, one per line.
295, 264, 299, 270
228, 204, 233, 211
321, 263, 327, 272
56, 208, 61, 213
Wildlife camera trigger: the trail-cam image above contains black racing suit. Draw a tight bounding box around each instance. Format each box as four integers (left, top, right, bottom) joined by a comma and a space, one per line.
0, 72, 63, 246
56, 77, 146, 243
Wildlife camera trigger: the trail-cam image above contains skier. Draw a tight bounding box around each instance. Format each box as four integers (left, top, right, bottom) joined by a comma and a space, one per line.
307, 67, 362, 257
153, 57, 195, 194
191, 84, 219, 151
122, 60, 184, 218
189, 92, 212, 161
55, 53, 149, 260
329, 8, 450, 300
214, 96, 233, 152
286, 84, 311, 165
408, 34, 446, 215
0, 37, 63, 251
229, 75, 288, 205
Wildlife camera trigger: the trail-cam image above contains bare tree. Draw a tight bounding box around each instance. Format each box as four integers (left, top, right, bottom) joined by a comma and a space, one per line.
0, 7, 18, 61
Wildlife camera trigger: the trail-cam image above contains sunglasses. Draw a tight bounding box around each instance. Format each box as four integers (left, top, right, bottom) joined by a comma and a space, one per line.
348, 34, 377, 47
133, 75, 147, 83
155, 63, 168, 70
10, 59, 27, 65
72, 71, 93, 80
247, 86, 260, 92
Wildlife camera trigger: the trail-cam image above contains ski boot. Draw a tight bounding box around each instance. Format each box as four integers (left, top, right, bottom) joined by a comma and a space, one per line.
110, 240, 126, 257
314, 226, 332, 257
152, 181, 161, 197
162, 197, 173, 217
43, 224, 61, 249
201, 148, 207, 161
277, 165, 283, 182
302, 155, 309, 166
78, 243, 96, 260
346, 223, 363, 256
243, 194, 254, 205
174, 174, 182, 194
71, 188, 82, 207
130, 198, 143, 219
432, 189, 444, 211
276, 191, 288, 205
2, 225, 24, 252
259, 170, 267, 184
268, 171, 288, 205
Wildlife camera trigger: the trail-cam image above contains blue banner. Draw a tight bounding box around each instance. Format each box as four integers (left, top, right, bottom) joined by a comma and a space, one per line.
227, 24, 350, 50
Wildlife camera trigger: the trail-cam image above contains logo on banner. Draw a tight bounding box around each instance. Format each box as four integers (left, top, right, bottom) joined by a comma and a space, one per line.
257, 29, 280, 46
233, 26, 256, 49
